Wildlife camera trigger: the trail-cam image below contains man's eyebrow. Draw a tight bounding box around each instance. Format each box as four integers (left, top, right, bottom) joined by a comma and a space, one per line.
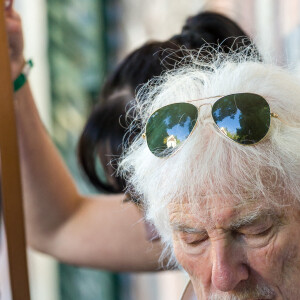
171, 223, 206, 234
229, 209, 280, 230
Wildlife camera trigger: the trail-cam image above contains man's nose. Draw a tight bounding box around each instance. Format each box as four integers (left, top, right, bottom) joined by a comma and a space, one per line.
211, 238, 249, 292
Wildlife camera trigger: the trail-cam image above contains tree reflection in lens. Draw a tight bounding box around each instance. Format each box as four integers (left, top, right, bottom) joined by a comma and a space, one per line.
212, 93, 270, 144
146, 103, 198, 157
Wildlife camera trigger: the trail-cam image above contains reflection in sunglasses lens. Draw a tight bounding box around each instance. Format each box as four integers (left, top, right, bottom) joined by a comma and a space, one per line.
146, 103, 198, 157
212, 93, 271, 144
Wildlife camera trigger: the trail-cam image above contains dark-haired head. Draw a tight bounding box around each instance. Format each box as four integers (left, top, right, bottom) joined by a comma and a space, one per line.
78, 90, 133, 193
78, 41, 184, 193
171, 11, 252, 51
78, 11, 258, 193
100, 40, 183, 102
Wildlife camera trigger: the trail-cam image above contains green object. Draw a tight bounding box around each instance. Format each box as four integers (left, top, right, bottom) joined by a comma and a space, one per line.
59, 264, 119, 300
47, 0, 121, 299
212, 93, 271, 145
146, 102, 198, 157
13, 59, 33, 92
145, 93, 272, 157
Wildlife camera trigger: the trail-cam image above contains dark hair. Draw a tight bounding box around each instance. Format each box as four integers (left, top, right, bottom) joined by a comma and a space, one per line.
78, 12, 255, 193
100, 40, 185, 101
78, 41, 183, 192
78, 91, 133, 192
171, 11, 252, 51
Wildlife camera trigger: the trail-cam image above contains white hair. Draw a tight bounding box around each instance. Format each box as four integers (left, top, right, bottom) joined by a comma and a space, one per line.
118, 47, 300, 266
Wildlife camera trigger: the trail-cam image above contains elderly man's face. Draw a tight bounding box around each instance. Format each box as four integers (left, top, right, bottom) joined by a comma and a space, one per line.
169, 197, 300, 300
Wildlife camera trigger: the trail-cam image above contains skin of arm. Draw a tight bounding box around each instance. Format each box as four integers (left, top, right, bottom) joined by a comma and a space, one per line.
7, 6, 163, 271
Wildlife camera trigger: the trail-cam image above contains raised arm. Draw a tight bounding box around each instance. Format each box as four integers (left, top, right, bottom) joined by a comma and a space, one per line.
6, 6, 162, 271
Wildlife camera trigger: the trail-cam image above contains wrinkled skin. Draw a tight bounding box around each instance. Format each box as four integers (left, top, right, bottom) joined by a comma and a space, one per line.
169, 197, 300, 300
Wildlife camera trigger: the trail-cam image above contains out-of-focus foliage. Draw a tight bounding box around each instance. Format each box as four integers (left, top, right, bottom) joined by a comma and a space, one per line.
47, 0, 121, 299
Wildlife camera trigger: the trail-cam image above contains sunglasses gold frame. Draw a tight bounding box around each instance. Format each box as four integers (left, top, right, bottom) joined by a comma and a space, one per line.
142, 93, 282, 158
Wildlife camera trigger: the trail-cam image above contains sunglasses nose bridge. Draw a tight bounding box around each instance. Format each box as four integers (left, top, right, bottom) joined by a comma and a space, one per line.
196, 103, 213, 126
197, 103, 212, 111
197, 102, 213, 117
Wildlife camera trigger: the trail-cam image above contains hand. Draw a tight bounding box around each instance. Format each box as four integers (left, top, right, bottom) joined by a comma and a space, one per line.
5, 0, 13, 10
5, 0, 25, 80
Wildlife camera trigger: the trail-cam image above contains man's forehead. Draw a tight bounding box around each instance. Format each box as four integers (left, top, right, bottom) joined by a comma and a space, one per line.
168, 197, 279, 229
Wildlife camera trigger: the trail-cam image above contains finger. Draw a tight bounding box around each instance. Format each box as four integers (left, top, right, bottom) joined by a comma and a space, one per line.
6, 9, 21, 23
5, 0, 13, 11
5, 9, 21, 28
5, 18, 21, 34
5, 1, 17, 19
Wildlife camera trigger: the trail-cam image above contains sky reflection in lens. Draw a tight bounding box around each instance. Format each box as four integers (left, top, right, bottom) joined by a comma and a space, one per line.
146, 93, 271, 157
146, 103, 198, 157
212, 93, 271, 144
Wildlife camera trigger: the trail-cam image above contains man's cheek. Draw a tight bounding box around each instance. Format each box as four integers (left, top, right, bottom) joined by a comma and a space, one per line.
281, 243, 300, 281
173, 243, 198, 277
262, 240, 278, 267
249, 240, 277, 269
173, 242, 209, 279
248, 238, 292, 283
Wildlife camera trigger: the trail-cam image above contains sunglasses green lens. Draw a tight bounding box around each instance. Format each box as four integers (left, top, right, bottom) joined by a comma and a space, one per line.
146, 103, 198, 157
212, 93, 271, 144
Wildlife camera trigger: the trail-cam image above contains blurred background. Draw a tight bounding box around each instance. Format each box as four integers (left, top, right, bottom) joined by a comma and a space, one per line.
12, 0, 300, 299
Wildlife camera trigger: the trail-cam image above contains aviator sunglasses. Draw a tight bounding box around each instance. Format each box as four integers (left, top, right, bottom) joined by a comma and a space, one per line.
142, 93, 279, 158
